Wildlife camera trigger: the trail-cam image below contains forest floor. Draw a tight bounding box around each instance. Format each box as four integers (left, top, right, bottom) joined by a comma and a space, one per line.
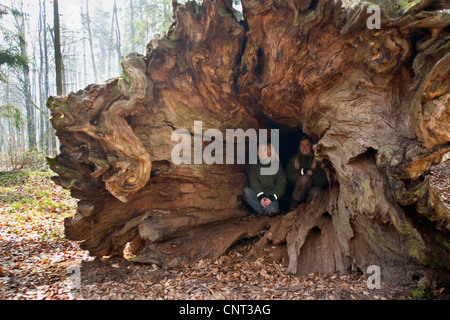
0, 169, 449, 301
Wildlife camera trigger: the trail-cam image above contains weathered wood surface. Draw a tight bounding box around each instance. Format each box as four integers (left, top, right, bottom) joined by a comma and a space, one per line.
47, 0, 450, 283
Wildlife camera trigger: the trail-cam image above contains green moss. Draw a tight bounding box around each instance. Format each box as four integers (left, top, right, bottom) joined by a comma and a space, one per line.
400, 0, 424, 11
418, 234, 450, 270
305, 11, 315, 23
384, 3, 400, 18
294, 10, 316, 27
94, 158, 109, 166
168, 31, 180, 42
48, 98, 68, 112
67, 179, 76, 189
411, 287, 433, 300
46, 157, 59, 170
424, 251, 442, 269
46, 157, 72, 177
364, 0, 428, 18
120, 70, 133, 95
436, 83, 447, 93
441, 40, 450, 50
435, 234, 450, 254
405, 234, 428, 264
363, 226, 401, 262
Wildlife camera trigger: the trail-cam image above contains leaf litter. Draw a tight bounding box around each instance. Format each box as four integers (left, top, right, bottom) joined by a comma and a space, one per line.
0, 171, 447, 300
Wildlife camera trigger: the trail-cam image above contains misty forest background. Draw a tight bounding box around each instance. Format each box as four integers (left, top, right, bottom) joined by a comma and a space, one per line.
0, 0, 204, 171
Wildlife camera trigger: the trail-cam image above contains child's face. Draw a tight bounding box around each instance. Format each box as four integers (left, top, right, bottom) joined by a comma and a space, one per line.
299, 139, 312, 155
258, 144, 271, 160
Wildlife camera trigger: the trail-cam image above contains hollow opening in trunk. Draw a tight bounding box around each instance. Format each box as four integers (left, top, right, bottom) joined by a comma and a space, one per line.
278, 128, 304, 170
308, 0, 318, 11
237, 125, 304, 214
295, 216, 345, 276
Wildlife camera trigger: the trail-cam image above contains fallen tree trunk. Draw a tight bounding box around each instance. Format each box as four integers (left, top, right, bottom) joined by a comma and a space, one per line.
47, 0, 450, 285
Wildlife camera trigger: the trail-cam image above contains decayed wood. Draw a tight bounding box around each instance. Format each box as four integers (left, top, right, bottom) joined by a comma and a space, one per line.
138, 209, 248, 243
247, 187, 350, 276
133, 216, 273, 268
48, 53, 152, 203
47, 0, 450, 283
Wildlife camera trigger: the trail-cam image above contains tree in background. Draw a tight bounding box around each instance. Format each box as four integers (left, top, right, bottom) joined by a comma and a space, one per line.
0, 3, 27, 83
0, 0, 178, 171
131, 0, 173, 53
0, 1, 37, 169
53, 0, 63, 96
0, 104, 28, 170
0, 1, 53, 170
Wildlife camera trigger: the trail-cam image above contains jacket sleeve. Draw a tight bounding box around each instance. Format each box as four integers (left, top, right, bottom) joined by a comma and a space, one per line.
248, 164, 264, 196
312, 162, 329, 188
286, 156, 300, 187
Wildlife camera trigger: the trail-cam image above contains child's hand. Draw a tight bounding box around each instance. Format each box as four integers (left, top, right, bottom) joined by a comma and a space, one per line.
261, 198, 272, 208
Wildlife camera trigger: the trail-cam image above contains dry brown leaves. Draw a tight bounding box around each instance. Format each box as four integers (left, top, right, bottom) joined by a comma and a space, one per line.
71, 242, 418, 300
0, 172, 91, 300
429, 160, 450, 208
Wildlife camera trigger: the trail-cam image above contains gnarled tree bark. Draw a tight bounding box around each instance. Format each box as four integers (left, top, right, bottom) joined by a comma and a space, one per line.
47, 0, 450, 285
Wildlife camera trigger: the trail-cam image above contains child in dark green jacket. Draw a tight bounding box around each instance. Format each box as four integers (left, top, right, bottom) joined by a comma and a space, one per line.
286, 135, 328, 209
243, 143, 286, 217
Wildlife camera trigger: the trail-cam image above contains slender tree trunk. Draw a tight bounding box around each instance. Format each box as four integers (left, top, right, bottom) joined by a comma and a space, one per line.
38, 4, 45, 154
53, 0, 63, 96
85, 0, 98, 83
41, 0, 56, 156
42, 0, 49, 99
113, 0, 122, 73
14, 2, 36, 151
108, 6, 113, 78
81, 4, 87, 86
129, 0, 136, 52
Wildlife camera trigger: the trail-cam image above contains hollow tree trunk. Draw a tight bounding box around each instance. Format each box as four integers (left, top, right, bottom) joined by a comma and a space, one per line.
47, 0, 450, 284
